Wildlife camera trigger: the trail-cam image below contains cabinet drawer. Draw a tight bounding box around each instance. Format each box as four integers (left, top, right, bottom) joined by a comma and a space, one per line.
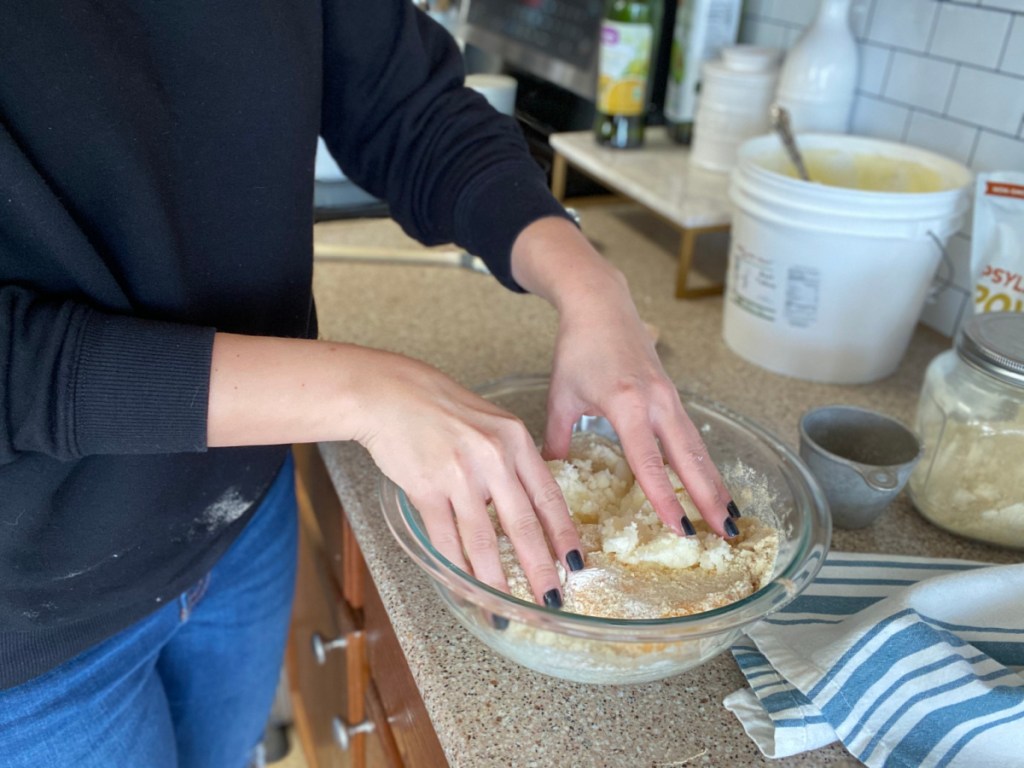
293, 443, 365, 610
288, 523, 366, 768
363, 561, 449, 768
334, 682, 404, 768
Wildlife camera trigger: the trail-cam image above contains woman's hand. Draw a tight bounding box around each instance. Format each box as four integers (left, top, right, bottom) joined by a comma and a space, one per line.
207, 334, 580, 606
510, 217, 740, 539
346, 351, 582, 605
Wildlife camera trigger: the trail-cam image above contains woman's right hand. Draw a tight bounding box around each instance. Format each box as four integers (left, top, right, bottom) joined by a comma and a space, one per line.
346, 350, 583, 605
207, 334, 580, 606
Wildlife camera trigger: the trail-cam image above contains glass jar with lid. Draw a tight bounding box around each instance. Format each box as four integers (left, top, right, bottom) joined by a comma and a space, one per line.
907, 312, 1024, 549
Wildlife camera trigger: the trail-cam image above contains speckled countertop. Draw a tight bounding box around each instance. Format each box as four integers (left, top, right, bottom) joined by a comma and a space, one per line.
309, 207, 1018, 768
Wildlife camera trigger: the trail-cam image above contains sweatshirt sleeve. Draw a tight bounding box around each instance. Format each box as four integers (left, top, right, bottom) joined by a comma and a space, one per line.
0, 285, 215, 464
319, 0, 573, 292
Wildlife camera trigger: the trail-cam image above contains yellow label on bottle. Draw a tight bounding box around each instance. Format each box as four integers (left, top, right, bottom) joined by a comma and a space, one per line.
597, 21, 652, 117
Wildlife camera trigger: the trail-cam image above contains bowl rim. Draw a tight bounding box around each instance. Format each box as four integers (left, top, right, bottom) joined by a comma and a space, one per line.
378, 374, 832, 642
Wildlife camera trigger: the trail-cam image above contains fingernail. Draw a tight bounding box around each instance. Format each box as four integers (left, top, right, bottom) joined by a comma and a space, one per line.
543, 589, 563, 609
724, 518, 740, 538
491, 614, 509, 631
727, 500, 742, 519
681, 516, 697, 537
566, 549, 585, 572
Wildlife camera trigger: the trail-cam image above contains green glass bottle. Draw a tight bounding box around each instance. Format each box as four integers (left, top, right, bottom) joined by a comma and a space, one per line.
665, 0, 695, 144
664, 0, 742, 145
594, 0, 653, 149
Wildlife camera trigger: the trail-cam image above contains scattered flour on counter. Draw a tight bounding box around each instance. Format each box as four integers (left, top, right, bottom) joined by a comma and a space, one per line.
494, 432, 781, 619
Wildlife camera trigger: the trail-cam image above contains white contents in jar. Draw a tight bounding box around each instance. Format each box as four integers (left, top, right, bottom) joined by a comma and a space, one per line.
493, 432, 780, 619
909, 420, 1024, 549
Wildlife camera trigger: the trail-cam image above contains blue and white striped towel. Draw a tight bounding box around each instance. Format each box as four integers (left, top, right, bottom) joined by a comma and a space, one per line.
724, 552, 1024, 767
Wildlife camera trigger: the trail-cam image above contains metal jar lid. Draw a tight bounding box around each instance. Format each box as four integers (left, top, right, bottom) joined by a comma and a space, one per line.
956, 312, 1024, 389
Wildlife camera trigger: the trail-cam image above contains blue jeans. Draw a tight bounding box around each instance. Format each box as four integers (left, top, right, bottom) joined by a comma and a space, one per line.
0, 454, 299, 768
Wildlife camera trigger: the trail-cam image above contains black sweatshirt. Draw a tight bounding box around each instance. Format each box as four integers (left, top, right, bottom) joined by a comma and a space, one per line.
0, 0, 567, 689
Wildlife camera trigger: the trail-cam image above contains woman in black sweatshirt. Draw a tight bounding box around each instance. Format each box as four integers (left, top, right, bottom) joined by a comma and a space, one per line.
0, 1, 738, 764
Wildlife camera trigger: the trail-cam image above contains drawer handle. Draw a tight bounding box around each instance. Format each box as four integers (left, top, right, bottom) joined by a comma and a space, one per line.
331, 716, 374, 751
310, 631, 350, 666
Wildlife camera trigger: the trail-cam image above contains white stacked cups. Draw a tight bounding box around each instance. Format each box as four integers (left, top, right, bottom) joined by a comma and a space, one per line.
690, 46, 781, 173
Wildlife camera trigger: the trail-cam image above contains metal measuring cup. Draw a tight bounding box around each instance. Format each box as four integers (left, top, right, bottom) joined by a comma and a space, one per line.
799, 405, 923, 529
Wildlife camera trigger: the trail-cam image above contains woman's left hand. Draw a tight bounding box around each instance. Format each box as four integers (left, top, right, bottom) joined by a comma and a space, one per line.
510, 216, 740, 540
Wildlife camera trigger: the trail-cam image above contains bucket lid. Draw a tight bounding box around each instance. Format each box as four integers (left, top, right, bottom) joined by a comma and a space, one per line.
956, 312, 1024, 388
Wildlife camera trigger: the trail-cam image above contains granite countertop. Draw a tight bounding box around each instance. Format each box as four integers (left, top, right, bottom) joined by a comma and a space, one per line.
310, 207, 1018, 768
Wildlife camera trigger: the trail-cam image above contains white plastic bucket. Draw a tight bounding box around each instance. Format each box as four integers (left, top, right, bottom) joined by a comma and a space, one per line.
724, 133, 973, 384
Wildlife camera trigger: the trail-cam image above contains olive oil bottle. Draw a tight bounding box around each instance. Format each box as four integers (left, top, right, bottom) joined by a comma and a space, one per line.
594, 0, 654, 148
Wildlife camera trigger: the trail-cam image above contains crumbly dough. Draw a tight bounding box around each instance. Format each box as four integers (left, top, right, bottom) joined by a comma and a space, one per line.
495, 433, 781, 619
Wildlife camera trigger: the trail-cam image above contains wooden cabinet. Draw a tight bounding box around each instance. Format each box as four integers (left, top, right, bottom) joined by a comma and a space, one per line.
288, 444, 448, 768
288, 521, 372, 768
363, 560, 448, 768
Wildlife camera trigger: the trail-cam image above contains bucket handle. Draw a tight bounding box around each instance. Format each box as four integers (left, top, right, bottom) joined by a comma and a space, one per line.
925, 230, 955, 304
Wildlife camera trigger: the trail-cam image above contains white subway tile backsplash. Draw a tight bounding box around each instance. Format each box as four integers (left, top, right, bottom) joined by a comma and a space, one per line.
867, 0, 938, 52
906, 111, 978, 164
919, 283, 970, 337
1002, 17, 1024, 75
743, 0, 776, 16
972, 129, 1024, 170
739, 18, 791, 49
850, 95, 910, 139
858, 43, 891, 94
782, 25, 804, 47
948, 66, 1024, 134
943, 232, 975, 292
931, 3, 1011, 67
770, 0, 820, 27
981, 0, 1024, 12
885, 52, 956, 112
740, 0, 1024, 337
850, 0, 876, 40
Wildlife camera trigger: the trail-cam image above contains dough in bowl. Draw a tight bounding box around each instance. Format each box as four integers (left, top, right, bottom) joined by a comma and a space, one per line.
496, 433, 781, 619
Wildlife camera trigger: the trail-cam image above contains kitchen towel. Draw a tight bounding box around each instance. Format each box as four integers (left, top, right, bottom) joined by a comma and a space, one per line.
724, 552, 1024, 766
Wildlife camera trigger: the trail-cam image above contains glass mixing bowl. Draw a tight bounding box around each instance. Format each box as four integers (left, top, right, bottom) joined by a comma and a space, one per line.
379, 375, 831, 684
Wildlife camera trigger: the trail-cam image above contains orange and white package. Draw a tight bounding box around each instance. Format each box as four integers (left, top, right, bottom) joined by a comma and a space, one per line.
971, 170, 1024, 315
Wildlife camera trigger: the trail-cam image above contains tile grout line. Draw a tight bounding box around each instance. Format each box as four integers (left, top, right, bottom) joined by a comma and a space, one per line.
942, 63, 961, 117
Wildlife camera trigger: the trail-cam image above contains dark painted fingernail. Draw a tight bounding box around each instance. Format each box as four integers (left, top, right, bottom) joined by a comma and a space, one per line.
566, 549, 585, 572
727, 500, 742, 519
491, 614, 509, 631
681, 516, 697, 537
543, 589, 563, 609
724, 518, 740, 538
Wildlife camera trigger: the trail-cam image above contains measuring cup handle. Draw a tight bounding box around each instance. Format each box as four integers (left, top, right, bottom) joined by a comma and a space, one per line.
863, 468, 899, 492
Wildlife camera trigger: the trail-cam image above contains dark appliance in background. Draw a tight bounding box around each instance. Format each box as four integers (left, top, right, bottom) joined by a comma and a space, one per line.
314, 1, 675, 219
460, 0, 677, 196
